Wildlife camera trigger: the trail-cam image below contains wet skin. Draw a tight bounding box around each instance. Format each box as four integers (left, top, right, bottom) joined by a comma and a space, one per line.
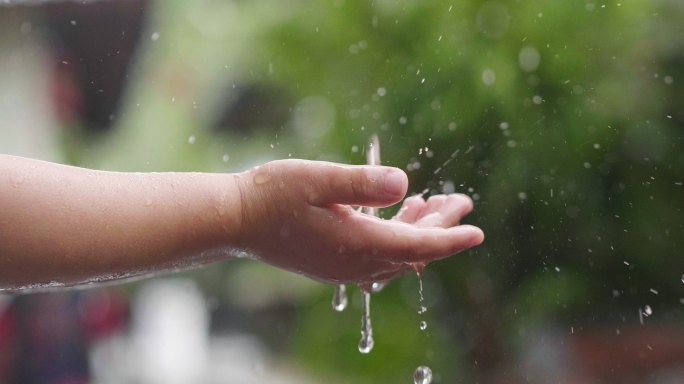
0, 155, 483, 290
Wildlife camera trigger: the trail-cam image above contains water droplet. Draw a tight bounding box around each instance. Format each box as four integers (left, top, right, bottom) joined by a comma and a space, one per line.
358, 290, 374, 354
644, 305, 653, 316
399, 116, 408, 125
332, 284, 348, 312
532, 95, 543, 104
518, 46, 541, 72
417, 305, 427, 314
419, 321, 427, 331
376, 87, 387, 96
482, 68, 496, 86
150, 32, 160, 41
413, 366, 433, 384
368, 281, 384, 293
222, 154, 230, 162
358, 333, 374, 354
188, 135, 196, 144
253, 172, 271, 185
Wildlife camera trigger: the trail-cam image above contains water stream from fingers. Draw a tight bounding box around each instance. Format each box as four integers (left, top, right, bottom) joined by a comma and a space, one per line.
358, 287, 374, 354
331, 136, 431, 382
414, 265, 432, 383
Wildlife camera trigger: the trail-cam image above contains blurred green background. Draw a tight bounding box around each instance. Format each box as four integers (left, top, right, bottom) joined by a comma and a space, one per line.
1, 0, 683, 383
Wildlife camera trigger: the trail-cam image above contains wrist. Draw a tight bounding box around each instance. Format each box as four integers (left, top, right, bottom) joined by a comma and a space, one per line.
200, 172, 246, 251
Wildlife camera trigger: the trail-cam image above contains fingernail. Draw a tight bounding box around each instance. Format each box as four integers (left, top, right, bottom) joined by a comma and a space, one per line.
384, 170, 406, 196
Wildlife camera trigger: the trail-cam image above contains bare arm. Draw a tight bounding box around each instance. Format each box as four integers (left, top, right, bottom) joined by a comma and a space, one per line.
0, 155, 484, 290
0, 154, 242, 289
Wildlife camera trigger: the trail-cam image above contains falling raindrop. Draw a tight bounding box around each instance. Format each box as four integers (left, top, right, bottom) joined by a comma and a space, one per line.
644, 305, 653, 316
413, 366, 433, 384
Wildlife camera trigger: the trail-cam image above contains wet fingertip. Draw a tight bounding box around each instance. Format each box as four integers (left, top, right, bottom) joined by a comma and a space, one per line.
467, 226, 485, 246
450, 224, 484, 247
384, 169, 408, 197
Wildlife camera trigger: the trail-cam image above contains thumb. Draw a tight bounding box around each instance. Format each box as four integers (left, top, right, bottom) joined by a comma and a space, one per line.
308, 163, 408, 207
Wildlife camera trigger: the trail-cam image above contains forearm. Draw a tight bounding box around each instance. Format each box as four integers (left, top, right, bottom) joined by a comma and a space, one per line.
0, 155, 242, 289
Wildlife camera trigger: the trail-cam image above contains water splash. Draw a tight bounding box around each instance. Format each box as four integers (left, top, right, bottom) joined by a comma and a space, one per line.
332, 284, 348, 312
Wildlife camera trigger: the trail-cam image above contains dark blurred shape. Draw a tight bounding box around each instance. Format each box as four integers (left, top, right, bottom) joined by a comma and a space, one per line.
572, 326, 684, 382
41, 0, 150, 131
212, 84, 292, 135
77, 288, 129, 342
5, 294, 90, 384
0, 290, 128, 384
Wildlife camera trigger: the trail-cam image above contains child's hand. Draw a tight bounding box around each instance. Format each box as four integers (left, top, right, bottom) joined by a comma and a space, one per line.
234, 159, 484, 284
